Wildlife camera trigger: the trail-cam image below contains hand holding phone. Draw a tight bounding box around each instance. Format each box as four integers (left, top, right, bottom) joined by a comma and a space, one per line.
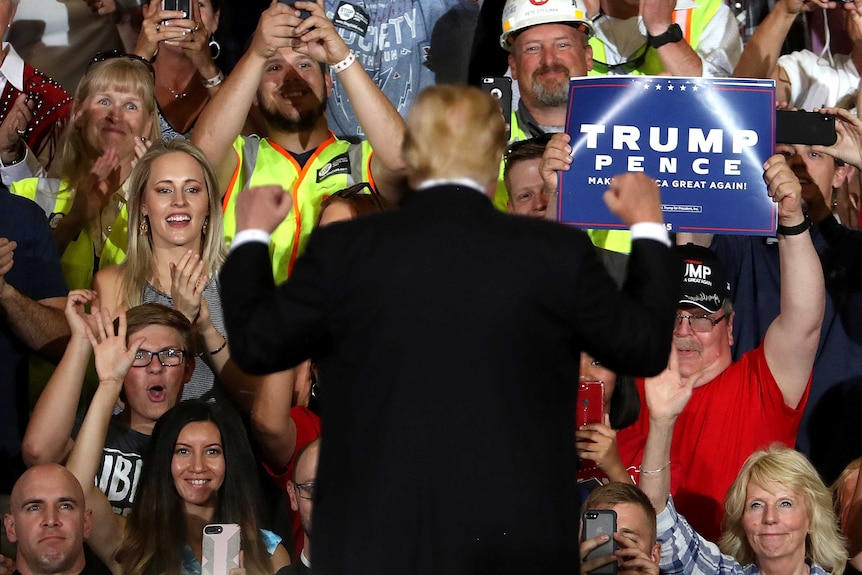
201, 524, 241, 575
278, 0, 312, 19
581, 509, 617, 575
576, 381, 605, 428
481, 77, 512, 140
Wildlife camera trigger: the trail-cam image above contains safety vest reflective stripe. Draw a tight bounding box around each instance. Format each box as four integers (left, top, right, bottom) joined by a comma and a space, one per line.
222, 134, 374, 283
10, 177, 128, 289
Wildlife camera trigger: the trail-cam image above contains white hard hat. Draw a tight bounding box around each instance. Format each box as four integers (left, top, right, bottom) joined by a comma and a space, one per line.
500, 0, 594, 50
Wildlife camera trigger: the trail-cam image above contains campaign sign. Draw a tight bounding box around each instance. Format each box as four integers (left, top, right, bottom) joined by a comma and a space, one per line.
560, 77, 777, 235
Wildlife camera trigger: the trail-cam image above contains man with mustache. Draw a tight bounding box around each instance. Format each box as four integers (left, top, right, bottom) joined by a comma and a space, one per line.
616, 199, 825, 545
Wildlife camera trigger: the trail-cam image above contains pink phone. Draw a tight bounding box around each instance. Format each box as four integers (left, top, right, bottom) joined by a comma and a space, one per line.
576, 381, 605, 428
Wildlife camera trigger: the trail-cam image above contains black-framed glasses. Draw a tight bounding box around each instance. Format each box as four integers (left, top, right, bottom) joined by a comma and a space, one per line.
675, 313, 727, 333
591, 43, 650, 75
295, 481, 315, 500
132, 348, 186, 368
88, 50, 156, 79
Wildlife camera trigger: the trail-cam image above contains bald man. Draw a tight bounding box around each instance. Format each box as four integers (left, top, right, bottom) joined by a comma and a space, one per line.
281, 439, 319, 574
3, 464, 91, 575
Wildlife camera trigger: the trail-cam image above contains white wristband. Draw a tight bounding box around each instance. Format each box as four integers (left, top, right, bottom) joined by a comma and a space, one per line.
330, 51, 356, 74
201, 70, 225, 89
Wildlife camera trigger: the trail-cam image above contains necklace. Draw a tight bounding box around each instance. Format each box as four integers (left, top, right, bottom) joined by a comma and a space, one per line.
160, 83, 189, 100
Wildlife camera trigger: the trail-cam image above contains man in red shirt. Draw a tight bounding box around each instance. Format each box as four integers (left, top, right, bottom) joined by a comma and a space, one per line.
617, 221, 823, 543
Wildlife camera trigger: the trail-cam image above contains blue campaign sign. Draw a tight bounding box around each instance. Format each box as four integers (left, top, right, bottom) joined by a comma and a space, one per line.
559, 77, 777, 235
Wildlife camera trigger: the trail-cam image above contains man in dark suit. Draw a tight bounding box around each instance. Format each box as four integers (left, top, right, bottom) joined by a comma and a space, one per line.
220, 85, 681, 575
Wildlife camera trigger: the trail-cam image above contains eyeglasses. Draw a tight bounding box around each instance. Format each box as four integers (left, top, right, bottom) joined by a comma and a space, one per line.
88, 50, 156, 79
131, 348, 186, 368
675, 313, 727, 333
591, 43, 650, 75
295, 481, 315, 500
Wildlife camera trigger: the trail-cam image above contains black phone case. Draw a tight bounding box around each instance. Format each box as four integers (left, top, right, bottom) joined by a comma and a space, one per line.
776, 110, 837, 146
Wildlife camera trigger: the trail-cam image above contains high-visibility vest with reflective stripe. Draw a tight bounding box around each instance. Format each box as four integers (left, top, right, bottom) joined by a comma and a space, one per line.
588, 0, 722, 77
496, 113, 632, 254
222, 133, 374, 284
10, 177, 129, 289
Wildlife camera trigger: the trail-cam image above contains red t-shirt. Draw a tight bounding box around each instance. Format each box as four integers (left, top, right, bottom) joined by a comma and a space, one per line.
616, 344, 810, 543
262, 406, 321, 560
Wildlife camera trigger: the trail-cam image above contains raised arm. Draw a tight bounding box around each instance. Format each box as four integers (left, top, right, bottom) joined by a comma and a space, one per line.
0, 237, 68, 362
733, 0, 834, 101
637, 348, 694, 513
191, 1, 299, 189
288, 1, 407, 204
65, 309, 142, 575
251, 361, 311, 471
22, 291, 99, 466
761, 154, 825, 409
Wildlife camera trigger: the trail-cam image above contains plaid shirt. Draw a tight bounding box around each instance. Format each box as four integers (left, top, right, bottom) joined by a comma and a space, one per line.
656, 497, 831, 575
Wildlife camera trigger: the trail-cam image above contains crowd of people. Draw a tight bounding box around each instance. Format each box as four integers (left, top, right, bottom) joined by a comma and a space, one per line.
3, 0, 862, 573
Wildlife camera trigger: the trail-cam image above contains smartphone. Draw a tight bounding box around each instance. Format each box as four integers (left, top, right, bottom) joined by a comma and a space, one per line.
582, 509, 617, 575
776, 110, 837, 146
481, 76, 512, 140
576, 381, 605, 428
201, 524, 241, 575
278, 0, 311, 19
162, 0, 191, 18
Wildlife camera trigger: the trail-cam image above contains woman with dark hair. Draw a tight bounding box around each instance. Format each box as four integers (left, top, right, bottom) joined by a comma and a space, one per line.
133, 0, 223, 139
576, 351, 640, 487
66, 309, 291, 575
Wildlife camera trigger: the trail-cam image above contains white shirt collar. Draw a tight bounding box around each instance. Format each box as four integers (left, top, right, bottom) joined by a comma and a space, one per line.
0, 43, 25, 92
415, 178, 487, 195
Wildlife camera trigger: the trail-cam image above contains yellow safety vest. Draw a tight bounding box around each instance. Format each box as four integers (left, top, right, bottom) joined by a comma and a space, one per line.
10, 178, 129, 290
222, 133, 374, 283
497, 113, 632, 254
588, 0, 722, 76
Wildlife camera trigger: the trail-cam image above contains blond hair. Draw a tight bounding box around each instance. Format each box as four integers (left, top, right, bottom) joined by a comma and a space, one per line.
719, 445, 847, 574
121, 139, 226, 307
402, 85, 508, 189
59, 57, 158, 184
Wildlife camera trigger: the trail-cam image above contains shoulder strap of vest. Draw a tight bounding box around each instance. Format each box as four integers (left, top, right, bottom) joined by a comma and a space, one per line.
33, 178, 63, 216
242, 136, 262, 191
346, 142, 367, 185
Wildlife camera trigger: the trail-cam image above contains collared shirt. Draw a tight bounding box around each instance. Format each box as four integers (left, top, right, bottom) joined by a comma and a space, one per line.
656, 497, 830, 575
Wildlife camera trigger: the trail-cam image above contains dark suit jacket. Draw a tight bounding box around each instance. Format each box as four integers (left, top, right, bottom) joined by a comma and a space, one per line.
221, 185, 680, 575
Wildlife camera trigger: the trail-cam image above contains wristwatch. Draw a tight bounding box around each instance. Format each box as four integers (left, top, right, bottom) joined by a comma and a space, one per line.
647, 23, 683, 49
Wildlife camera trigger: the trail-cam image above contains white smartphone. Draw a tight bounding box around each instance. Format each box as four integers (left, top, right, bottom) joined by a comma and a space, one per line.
201, 523, 241, 575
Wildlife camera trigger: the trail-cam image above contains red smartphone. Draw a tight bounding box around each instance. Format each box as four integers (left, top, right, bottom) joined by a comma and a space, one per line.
576, 381, 605, 428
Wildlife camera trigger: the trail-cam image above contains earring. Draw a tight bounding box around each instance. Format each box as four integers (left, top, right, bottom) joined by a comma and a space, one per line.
208, 38, 221, 60
202, 215, 209, 237
139, 216, 149, 235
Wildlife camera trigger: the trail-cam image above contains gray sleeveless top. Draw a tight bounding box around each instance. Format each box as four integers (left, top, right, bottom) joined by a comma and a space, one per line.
141, 276, 225, 402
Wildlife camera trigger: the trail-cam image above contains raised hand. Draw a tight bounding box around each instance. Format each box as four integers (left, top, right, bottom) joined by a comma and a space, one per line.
135, 0, 193, 59
65, 289, 101, 342
644, 347, 695, 424
235, 185, 293, 234
763, 153, 805, 227
86, 308, 144, 387
603, 172, 664, 227
0, 93, 34, 164
289, 0, 352, 66
170, 250, 207, 322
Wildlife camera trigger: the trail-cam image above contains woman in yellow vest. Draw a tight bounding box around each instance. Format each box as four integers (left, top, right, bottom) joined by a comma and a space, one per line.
93, 139, 287, 405
10, 54, 160, 291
